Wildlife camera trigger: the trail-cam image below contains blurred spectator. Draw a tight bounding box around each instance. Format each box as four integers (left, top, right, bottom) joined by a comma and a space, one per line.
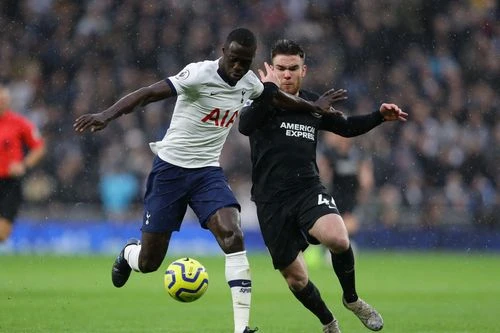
318, 133, 374, 235
376, 184, 403, 230
99, 166, 139, 221
0, 0, 498, 229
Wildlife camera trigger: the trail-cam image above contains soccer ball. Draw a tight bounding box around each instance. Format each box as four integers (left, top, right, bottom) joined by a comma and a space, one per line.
164, 257, 209, 302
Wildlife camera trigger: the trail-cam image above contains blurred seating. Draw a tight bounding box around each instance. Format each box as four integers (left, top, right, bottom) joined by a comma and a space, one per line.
0, 0, 497, 229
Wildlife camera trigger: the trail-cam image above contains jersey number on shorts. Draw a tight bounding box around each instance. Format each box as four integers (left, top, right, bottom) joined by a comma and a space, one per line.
317, 194, 336, 209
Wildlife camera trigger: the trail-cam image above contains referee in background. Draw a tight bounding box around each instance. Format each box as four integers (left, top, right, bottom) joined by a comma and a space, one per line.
0, 85, 45, 242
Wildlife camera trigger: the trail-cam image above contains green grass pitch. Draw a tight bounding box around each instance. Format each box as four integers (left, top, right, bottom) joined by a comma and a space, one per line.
1, 250, 499, 332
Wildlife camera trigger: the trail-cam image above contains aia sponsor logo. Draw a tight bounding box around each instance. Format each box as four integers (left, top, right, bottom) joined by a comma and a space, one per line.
201, 108, 238, 127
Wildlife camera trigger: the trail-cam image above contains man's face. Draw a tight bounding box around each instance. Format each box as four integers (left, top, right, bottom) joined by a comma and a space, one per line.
271, 54, 306, 95
221, 41, 255, 85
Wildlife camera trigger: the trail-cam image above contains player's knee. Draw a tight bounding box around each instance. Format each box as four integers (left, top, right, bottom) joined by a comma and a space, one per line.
221, 227, 244, 253
327, 235, 350, 253
284, 272, 308, 291
338, 236, 350, 251
288, 278, 308, 291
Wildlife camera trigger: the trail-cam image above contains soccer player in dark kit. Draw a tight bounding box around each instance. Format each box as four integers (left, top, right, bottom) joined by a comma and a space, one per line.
239, 39, 407, 333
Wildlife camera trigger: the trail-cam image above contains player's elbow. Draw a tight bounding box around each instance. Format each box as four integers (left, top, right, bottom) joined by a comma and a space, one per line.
333, 128, 359, 138
238, 123, 252, 136
339, 131, 357, 138
238, 115, 253, 136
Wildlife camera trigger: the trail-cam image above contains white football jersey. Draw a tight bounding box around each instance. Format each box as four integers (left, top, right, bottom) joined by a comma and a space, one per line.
149, 59, 264, 168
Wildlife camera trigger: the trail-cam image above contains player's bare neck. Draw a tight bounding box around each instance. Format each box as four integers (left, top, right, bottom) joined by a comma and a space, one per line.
217, 68, 237, 87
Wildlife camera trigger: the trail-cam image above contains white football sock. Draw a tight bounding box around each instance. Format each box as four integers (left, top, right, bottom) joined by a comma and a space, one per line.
124, 243, 141, 272
225, 250, 252, 333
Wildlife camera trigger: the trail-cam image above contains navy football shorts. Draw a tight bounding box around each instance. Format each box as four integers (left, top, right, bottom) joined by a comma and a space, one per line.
256, 186, 340, 270
141, 156, 240, 233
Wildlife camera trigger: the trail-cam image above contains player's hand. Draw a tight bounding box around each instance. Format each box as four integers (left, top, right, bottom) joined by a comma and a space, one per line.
379, 103, 407, 122
8, 161, 26, 177
258, 62, 280, 87
314, 89, 348, 116
73, 113, 109, 133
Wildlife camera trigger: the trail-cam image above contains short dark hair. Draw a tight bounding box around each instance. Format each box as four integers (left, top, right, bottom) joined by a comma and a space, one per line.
225, 28, 257, 48
271, 39, 305, 60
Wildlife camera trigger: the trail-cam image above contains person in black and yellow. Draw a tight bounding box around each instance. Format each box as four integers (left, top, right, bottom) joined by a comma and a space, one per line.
239, 39, 407, 332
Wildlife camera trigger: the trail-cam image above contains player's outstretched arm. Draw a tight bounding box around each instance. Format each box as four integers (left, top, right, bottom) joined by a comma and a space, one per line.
73, 80, 173, 133
272, 88, 348, 116
322, 103, 407, 137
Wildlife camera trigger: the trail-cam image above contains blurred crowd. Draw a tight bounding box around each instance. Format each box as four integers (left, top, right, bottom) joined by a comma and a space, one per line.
0, 0, 498, 229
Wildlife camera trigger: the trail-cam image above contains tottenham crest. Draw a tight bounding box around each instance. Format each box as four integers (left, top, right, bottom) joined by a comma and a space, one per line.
175, 69, 190, 80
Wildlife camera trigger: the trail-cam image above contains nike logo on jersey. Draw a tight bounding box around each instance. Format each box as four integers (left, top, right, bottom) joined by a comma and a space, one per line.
201, 108, 238, 127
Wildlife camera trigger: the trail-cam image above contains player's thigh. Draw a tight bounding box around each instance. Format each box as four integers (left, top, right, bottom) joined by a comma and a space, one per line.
189, 166, 240, 229
308, 213, 349, 251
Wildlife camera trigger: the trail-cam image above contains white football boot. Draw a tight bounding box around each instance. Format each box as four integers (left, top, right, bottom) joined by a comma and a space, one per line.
343, 298, 384, 331
322, 319, 341, 333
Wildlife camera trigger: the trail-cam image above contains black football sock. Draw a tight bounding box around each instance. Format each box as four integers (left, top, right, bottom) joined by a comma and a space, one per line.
291, 280, 334, 325
330, 245, 358, 303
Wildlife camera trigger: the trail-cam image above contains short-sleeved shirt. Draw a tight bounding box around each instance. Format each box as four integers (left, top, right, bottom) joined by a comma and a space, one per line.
0, 110, 44, 178
149, 59, 264, 168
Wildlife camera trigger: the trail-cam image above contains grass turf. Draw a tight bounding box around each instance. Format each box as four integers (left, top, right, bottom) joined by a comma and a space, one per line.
1, 250, 499, 332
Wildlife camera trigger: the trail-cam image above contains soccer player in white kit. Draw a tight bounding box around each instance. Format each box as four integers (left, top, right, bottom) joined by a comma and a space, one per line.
74, 28, 342, 333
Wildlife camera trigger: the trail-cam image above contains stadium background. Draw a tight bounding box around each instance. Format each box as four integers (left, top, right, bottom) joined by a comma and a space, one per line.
0, 0, 499, 254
